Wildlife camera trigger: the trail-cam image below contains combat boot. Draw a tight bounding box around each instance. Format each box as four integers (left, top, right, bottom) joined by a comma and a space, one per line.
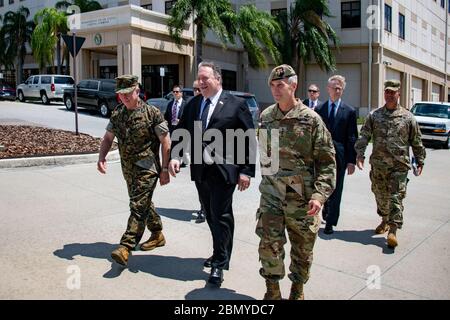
387, 224, 398, 248
111, 245, 130, 266
140, 231, 166, 251
375, 218, 389, 234
289, 282, 304, 300
263, 280, 282, 300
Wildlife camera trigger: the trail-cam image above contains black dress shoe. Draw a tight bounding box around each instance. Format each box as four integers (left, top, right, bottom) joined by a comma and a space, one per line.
324, 224, 334, 234
203, 256, 213, 268
195, 210, 206, 223
208, 267, 223, 285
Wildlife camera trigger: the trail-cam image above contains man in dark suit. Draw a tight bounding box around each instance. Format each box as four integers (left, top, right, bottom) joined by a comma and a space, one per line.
315, 75, 358, 234
302, 83, 322, 110
164, 84, 186, 134
168, 61, 256, 286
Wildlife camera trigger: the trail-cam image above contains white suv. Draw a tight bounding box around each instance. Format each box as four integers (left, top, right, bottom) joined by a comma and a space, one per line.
16, 74, 74, 104
411, 101, 450, 149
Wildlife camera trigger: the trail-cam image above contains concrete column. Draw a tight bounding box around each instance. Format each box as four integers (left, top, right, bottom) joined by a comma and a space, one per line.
401, 72, 410, 108
185, 54, 195, 88
423, 78, 431, 101
130, 41, 141, 81
117, 44, 123, 76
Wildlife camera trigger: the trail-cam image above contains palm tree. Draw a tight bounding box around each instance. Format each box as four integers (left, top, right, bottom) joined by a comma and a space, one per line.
2, 6, 34, 84
228, 5, 281, 69
275, 0, 339, 75
167, 0, 235, 69
55, 0, 102, 12
32, 8, 69, 74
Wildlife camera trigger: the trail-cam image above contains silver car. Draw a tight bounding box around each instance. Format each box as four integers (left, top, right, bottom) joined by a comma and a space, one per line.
17, 74, 74, 104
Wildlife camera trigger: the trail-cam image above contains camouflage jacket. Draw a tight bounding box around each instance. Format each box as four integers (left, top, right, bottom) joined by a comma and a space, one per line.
106, 99, 169, 172
354, 104, 426, 170
258, 99, 336, 204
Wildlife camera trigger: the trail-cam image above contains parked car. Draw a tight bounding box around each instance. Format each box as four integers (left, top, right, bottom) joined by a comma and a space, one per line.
411, 101, 450, 149
0, 83, 16, 101
225, 90, 260, 126
63, 79, 119, 117
146, 97, 170, 113
16, 74, 74, 104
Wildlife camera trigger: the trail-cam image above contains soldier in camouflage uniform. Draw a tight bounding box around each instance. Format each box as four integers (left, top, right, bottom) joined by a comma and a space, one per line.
256, 65, 336, 300
97, 75, 171, 266
355, 80, 426, 249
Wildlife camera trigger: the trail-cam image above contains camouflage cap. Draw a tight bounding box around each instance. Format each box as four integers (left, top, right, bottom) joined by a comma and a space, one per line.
115, 74, 139, 94
268, 64, 296, 86
384, 79, 401, 91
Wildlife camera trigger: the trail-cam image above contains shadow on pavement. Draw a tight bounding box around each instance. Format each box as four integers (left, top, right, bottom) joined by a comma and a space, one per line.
53, 242, 210, 281
157, 207, 199, 222
185, 286, 256, 300
318, 228, 395, 254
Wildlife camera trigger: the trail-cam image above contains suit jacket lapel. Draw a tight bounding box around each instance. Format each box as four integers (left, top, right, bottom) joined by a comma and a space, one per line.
207, 91, 227, 129
333, 103, 345, 130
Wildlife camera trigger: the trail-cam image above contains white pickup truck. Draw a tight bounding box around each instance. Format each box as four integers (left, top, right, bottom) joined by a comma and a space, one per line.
411, 101, 450, 149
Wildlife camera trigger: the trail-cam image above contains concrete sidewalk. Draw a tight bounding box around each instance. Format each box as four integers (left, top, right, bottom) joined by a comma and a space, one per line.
0, 146, 449, 300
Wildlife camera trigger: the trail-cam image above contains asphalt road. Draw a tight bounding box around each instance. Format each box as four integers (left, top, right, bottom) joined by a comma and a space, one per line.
1, 99, 449, 300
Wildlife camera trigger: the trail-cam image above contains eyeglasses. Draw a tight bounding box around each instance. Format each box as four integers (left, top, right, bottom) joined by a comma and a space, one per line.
194, 88, 201, 92
308, 89, 318, 93
173, 90, 180, 93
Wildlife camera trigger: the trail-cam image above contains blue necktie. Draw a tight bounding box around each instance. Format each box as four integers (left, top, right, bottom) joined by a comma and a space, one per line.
329, 103, 336, 128
200, 99, 211, 131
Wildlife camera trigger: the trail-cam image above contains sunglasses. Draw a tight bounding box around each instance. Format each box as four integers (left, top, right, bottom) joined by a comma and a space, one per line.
308, 89, 318, 93
194, 88, 201, 92
173, 90, 180, 93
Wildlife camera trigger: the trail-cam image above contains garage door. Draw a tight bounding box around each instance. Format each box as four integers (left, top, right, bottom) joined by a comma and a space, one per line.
431, 83, 441, 102
411, 76, 423, 106
306, 64, 361, 109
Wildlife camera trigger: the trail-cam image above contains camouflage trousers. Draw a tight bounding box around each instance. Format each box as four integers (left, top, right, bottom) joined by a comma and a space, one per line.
255, 176, 320, 284
370, 166, 409, 228
120, 165, 163, 250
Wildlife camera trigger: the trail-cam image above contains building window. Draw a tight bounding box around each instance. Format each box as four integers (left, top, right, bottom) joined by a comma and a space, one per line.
165, 0, 177, 15
341, 1, 361, 28
221, 70, 237, 91
399, 13, 405, 39
441, 0, 445, 8
384, 4, 392, 32
142, 4, 152, 10
271, 8, 287, 18
9, 0, 13, 4
0, 0, 4, 7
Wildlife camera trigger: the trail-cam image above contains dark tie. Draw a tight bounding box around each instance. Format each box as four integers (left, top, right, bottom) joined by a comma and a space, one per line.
310, 101, 314, 109
200, 98, 211, 131
329, 102, 336, 128
171, 101, 178, 124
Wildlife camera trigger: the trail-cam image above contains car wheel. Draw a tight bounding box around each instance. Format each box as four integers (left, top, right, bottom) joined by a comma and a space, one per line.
18, 90, 25, 102
64, 96, 74, 111
444, 136, 450, 150
41, 92, 50, 105
99, 102, 110, 118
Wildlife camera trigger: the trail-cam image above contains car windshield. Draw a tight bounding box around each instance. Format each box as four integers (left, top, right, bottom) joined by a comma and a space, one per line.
411, 103, 450, 119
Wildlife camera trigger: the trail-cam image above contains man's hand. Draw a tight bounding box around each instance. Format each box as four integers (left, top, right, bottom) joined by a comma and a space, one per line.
356, 157, 364, 170
416, 165, 423, 176
168, 159, 180, 177
347, 163, 356, 175
237, 174, 251, 191
159, 171, 170, 185
307, 199, 322, 216
97, 159, 107, 174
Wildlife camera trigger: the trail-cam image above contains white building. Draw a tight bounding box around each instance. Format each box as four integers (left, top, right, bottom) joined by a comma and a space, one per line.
1, 0, 449, 114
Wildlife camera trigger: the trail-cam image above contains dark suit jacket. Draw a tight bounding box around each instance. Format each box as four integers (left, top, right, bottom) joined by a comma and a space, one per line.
315, 100, 358, 167
164, 99, 186, 133
302, 99, 322, 110
172, 91, 256, 184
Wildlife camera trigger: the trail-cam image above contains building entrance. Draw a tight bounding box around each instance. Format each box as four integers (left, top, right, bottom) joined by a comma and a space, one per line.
142, 64, 179, 98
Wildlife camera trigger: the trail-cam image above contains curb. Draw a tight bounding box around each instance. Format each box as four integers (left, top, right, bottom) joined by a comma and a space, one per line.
0, 149, 120, 169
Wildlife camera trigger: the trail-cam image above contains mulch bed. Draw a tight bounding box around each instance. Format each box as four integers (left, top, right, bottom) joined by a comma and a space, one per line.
0, 125, 116, 159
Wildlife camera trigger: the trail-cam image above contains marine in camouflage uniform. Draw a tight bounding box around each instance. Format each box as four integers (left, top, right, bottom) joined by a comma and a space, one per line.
256, 65, 336, 300
355, 80, 426, 248
97, 75, 171, 266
